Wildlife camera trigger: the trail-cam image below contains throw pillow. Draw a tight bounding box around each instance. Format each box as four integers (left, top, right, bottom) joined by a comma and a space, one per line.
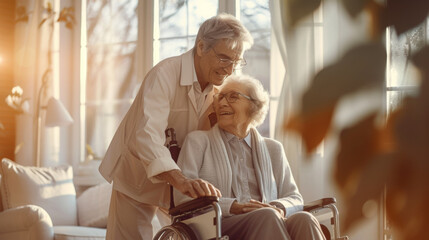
77, 182, 112, 227
0, 158, 77, 226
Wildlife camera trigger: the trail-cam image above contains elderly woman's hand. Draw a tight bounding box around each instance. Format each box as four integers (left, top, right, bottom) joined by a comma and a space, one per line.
158, 169, 222, 198
230, 199, 285, 217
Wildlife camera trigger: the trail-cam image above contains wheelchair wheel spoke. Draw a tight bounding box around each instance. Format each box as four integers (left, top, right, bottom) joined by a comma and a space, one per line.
153, 224, 196, 240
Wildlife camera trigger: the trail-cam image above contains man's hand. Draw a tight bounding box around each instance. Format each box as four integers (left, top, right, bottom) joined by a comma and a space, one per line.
157, 170, 222, 198
230, 199, 285, 217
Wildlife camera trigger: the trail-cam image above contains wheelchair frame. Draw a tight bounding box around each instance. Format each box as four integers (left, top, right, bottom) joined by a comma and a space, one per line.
154, 196, 349, 240
154, 196, 225, 240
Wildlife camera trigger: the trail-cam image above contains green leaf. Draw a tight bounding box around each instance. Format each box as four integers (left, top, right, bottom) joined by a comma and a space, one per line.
411, 45, 429, 74
285, 104, 335, 153
386, 0, 429, 35
386, 159, 429, 239
284, 0, 322, 27
16, 6, 26, 15
342, 153, 397, 231
66, 22, 73, 30
334, 114, 379, 190
38, 18, 48, 28
341, 0, 370, 18
57, 7, 75, 29
15, 6, 29, 23
302, 42, 386, 115
46, 2, 53, 14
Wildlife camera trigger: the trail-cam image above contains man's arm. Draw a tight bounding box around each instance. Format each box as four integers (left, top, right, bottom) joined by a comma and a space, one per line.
157, 169, 221, 198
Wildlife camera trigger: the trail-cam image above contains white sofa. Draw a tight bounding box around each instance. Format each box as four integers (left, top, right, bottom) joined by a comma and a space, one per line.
0, 158, 111, 240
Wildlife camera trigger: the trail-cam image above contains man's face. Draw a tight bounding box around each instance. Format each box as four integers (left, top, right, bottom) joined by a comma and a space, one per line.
196, 40, 244, 87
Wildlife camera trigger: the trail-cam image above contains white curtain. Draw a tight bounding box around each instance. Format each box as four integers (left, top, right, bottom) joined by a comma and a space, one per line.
14, 0, 52, 166
270, 0, 319, 194
14, 0, 72, 167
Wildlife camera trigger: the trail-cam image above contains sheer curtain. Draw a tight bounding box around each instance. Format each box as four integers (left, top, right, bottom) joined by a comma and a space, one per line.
270, 0, 321, 196
14, 0, 54, 166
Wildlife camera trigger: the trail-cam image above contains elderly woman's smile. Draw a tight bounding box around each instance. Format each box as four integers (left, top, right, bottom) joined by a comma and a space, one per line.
214, 82, 254, 139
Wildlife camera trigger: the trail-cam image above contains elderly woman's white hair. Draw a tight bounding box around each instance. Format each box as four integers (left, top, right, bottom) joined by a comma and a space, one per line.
194, 13, 254, 53
220, 74, 269, 127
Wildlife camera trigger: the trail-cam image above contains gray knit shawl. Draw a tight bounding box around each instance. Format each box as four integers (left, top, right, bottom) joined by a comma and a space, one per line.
208, 124, 278, 203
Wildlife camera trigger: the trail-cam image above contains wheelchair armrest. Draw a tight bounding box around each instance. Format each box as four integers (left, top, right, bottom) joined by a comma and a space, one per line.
169, 196, 219, 217
303, 197, 336, 212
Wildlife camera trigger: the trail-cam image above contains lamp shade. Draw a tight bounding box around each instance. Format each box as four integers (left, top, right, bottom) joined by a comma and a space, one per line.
45, 97, 73, 127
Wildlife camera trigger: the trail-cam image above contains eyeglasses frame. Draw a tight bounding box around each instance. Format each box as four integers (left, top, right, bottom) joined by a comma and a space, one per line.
211, 48, 247, 70
214, 91, 253, 104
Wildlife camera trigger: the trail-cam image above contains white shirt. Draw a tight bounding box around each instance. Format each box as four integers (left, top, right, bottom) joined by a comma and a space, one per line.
221, 130, 261, 203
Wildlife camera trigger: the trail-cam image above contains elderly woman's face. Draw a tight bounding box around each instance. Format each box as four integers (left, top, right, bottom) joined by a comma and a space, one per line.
214, 82, 253, 137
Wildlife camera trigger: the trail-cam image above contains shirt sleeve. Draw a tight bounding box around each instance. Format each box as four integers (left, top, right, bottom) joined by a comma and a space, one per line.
173, 131, 206, 205
134, 63, 181, 182
173, 131, 238, 216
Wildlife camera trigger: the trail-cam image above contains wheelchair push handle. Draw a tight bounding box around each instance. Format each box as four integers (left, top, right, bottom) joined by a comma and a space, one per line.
165, 128, 181, 162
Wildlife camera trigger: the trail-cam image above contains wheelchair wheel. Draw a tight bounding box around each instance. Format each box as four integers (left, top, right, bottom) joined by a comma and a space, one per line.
153, 222, 197, 240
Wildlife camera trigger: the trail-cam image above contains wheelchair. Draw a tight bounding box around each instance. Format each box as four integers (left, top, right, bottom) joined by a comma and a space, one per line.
155, 129, 349, 240
153, 195, 349, 240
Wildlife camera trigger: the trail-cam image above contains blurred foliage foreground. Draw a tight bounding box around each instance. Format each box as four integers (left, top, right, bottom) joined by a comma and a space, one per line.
282, 0, 429, 239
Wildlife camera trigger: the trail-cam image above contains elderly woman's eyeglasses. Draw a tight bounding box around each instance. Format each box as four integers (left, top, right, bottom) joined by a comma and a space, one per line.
212, 48, 247, 70
214, 91, 253, 103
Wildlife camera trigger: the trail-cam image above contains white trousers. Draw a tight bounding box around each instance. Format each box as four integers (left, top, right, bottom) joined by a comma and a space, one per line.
221, 208, 326, 240
106, 189, 170, 240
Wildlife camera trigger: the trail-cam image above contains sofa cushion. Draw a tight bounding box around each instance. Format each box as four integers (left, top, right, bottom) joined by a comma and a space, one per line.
77, 182, 112, 228
0, 204, 54, 240
53, 226, 106, 240
0, 158, 77, 226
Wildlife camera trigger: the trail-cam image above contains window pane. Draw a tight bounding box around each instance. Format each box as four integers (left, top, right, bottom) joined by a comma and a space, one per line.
84, 0, 139, 159
159, 38, 193, 60
87, 43, 138, 103
159, 0, 188, 38
87, 0, 138, 44
386, 90, 417, 115
85, 100, 132, 158
388, 25, 425, 88
157, 0, 218, 64
386, 20, 426, 117
159, 0, 218, 39
188, 0, 218, 35
241, 0, 271, 137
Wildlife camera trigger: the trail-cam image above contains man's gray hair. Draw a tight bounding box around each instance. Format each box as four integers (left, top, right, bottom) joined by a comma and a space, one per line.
195, 13, 254, 53
221, 74, 269, 127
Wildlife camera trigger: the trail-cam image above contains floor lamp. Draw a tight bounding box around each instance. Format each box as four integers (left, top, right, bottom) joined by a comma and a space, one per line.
35, 72, 73, 167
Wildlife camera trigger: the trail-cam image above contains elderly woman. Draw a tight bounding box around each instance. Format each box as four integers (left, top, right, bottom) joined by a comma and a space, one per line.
174, 74, 326, 239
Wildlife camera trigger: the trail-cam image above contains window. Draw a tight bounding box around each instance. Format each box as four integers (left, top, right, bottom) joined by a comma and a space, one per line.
383, 16, 428, 240
80, 0, 273, 161
154, 0, 219, 63
80, 0, 139, 160
240, 0, 272, 136
385, 20, 427, 115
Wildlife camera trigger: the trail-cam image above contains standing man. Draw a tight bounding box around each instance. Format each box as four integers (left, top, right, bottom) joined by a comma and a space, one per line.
99, 13, 253, 240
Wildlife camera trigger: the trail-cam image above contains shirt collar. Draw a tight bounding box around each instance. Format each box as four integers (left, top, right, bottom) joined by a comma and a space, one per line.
222, 129, 251, 147
192, 64, 213, 94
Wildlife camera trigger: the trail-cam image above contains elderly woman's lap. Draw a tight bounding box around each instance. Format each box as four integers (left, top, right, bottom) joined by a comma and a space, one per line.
221, 208, 291, 239
285, 211, 326, 240
221, 208, 325, 240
